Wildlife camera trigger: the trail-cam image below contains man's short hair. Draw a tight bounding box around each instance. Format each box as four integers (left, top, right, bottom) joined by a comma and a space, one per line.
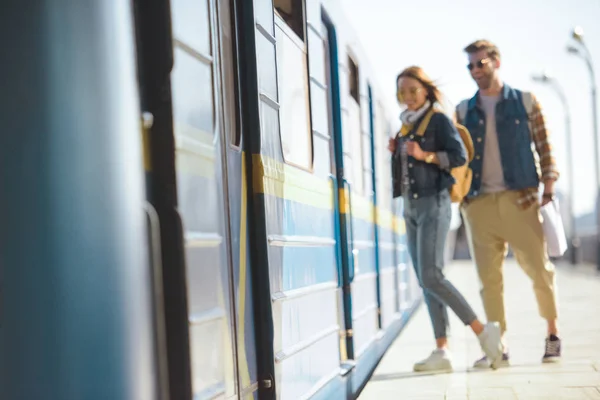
464, 40, 500, 60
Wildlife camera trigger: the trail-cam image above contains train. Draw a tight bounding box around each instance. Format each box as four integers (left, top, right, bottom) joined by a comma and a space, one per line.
1, 0, 462, 399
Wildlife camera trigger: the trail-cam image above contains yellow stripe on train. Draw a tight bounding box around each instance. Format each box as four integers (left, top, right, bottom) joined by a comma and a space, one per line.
253, 154, 405, 235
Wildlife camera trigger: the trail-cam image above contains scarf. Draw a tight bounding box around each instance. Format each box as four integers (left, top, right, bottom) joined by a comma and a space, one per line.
399, 101, 431, 136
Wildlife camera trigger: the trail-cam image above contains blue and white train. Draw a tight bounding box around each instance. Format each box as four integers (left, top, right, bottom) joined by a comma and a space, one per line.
0, 0, 462, 399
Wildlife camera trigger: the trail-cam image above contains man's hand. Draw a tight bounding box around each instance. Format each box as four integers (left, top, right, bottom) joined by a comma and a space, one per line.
542, 180, 555, 206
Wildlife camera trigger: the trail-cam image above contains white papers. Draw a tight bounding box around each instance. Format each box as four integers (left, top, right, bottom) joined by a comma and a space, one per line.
540, 198, 568, 257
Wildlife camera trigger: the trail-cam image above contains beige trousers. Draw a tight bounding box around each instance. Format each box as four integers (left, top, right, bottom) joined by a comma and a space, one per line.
461, 191, 558, 333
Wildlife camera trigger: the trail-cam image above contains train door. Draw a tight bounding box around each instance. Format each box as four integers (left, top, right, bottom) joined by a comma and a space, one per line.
321, 14, 356, 367
322, 12, 381, 389
344, 53, 380, 384
213, 0, 260, 398
169, 0, 259, 398
367, 85, 386, 331
136, 0, 258, 398
370, 97, 404, 327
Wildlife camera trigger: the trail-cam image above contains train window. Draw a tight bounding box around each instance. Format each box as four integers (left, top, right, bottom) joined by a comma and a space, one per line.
274, 0, 305, 41
274, 2, 312, 170
375, 101, 392, 209
218, 0, 241, 148
323, 22, 336, 177
171, 48, 214, 141
349, 56, 359, 102
346, 54, 364, 194
170, 0, 215, 140
362, 131, 373, 195
171, 0, 211, 56
347, 101, 364, 194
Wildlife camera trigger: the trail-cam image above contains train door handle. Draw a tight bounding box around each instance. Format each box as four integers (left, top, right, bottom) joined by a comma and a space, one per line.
143, 202, 171, 400
342, 178, 356, 283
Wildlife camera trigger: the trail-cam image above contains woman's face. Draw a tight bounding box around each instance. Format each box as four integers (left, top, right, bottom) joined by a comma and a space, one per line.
397, 77, 427, 111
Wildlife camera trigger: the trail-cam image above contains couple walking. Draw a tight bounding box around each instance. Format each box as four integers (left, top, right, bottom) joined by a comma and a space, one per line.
388, 39, 561, 372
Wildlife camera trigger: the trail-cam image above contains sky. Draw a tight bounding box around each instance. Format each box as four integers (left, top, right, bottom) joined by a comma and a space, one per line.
340, 0, 600, 218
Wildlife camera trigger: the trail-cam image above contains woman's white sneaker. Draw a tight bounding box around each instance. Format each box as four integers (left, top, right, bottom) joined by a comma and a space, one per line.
473, 352, 510, 369
477, 322, 503, 369
413, 348, 453, 372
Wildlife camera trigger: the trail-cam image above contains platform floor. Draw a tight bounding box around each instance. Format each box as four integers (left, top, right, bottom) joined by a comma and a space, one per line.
359, 260, 600, 399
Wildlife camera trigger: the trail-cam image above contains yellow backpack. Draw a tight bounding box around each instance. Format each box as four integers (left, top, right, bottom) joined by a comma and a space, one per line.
410, 108, 474, 203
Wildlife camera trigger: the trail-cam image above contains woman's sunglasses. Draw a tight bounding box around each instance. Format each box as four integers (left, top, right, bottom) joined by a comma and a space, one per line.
467, 58, 491, 71
397, 87, 423, 103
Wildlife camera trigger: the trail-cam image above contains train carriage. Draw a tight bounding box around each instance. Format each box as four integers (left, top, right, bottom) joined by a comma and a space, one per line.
136, 0, 423, 398
1, 0, 468, 399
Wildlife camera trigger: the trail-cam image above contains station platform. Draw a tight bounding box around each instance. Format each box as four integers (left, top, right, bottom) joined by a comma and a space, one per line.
359, 260, 600, 399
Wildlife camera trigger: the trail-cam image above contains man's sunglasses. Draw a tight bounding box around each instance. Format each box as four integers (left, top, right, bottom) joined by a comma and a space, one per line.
467, 58, 491, 71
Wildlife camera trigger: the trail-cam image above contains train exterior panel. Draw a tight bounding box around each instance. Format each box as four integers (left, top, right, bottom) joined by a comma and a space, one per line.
247, 0, 423, 398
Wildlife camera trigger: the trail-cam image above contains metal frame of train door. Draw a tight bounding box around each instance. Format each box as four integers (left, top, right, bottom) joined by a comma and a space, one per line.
211, 0, 245, 397
321, 10, 356, 371
235, 1, 278, 398
133, 1, 193, 399
213, 0, 270, 398
367, 85, 383, 331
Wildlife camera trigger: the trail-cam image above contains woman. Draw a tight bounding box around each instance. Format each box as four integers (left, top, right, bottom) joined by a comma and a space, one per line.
389, 66, 502, 372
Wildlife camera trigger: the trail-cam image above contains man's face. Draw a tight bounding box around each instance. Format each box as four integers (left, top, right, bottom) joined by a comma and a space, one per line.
468, 50, 499, 90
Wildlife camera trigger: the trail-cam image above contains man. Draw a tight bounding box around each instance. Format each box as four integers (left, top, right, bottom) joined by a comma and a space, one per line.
456, 39, 561, 368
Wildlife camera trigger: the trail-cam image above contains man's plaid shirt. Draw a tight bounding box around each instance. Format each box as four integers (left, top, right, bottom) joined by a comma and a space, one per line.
516, 94, 559, 209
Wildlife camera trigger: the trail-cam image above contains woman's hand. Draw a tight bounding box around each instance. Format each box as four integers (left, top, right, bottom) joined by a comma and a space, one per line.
406, 141, 426, 161
388, 138, 396, 153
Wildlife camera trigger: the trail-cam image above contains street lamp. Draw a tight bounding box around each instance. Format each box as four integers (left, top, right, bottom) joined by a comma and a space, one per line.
531, 71, 580, 264
567, 26, 600, 271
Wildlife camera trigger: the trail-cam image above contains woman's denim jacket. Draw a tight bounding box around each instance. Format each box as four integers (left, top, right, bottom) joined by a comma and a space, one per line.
392, 110, 467, 199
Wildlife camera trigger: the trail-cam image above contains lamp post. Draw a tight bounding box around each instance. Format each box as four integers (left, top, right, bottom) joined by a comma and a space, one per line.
532, 71, 580, 264
567, 26, 600, 270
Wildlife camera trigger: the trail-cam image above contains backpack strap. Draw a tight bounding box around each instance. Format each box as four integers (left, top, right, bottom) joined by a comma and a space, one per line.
518, 90, 541, 177
518, 90, 534, 134
456, 100, 469, 124
414, 108, 437, 137
521, 90, 533, 115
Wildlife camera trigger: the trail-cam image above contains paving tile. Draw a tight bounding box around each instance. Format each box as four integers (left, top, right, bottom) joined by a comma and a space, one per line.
468, 387, 517, 399
358, 261, 600, 400
466, 371, 600, 388
513, 386, 600, 399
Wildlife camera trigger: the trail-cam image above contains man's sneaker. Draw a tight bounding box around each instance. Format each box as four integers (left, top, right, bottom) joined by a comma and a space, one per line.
413, 348, 453, 372
542, 334, 561, 363
473, 352, 510, 369
477, 322, 503, 369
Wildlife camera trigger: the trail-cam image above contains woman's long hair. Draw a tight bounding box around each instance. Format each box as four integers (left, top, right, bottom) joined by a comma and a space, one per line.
397, 66, 443, 106
397, 66, 458, 118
